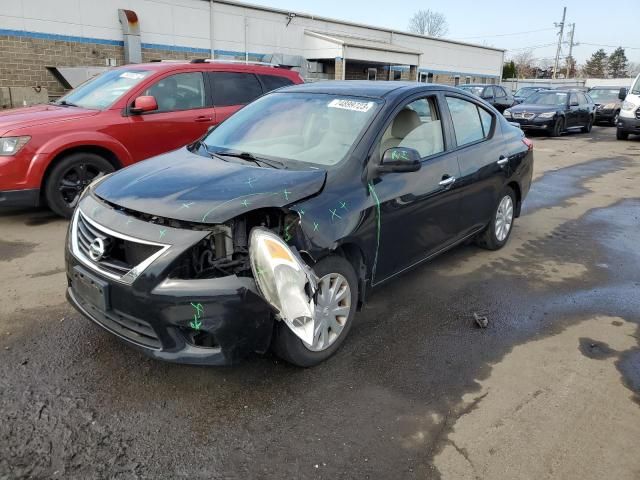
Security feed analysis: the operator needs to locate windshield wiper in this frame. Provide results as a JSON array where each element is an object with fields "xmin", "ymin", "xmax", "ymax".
[
  {"xmin": 56, "ymin": 100, "xmax": 79, "ymax": 107},
  {"xmin": 212, "ymin": 151, "xmax": 286, "ymax": 169}
]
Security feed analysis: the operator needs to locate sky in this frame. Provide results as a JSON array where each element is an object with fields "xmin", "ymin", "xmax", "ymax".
[{"xmin": 244, "ymin": 0, "xmax": 639, "ymax": 66}]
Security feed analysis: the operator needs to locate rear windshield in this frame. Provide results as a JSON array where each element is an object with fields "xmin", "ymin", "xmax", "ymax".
[
  {"xmin": 458, "ymin": 86, "xmax": 484, "ymax": 96},
  {"xmin": 54, "ymin": 69, "xmax": 153, "ymax": 110},
  {"xmin": 527, "ymin": 92, "xmax": 568, "ymax": 106},
  {"xmin": 588, "ymin": 89, "xmax": 620, "ymax": 103}
]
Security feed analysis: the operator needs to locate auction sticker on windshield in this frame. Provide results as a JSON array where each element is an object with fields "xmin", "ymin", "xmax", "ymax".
[
  {"xmin": 328, "ymin": 99, "xmax": 375, "ymax": 112},
  {"xmin": 120, "ymin": 72, "xmax": 147, "ymax": 80}
]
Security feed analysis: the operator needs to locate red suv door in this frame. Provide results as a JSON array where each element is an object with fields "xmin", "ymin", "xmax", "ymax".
[{"xmin": 111, "ymin": 71, "xmax": 216, "ymax": 161}]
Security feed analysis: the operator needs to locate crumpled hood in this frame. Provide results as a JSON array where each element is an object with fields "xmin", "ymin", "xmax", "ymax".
[
  {"xmin": 0, "ymin": 105, "xmax": 99, "ymax": 135},
  {"xmin": 94, "ymin": 147, "xmax": 327, "ymax": 224}
]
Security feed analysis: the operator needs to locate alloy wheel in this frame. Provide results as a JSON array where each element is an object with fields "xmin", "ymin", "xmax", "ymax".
[
  {"xmin": 495, "ymin": 195, "xmax": 514, "ymax": 242},
  {"xmin": 307, "ymin": 273, "xmax": 352, "ymax": 352},
  {"xmin": 58, "ymin": 163, "xmax": 102, "ymax": 208}
]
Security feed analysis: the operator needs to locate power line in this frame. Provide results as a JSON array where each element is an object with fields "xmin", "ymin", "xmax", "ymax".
[
  {"xmin": 580, "ymin": 42, "xmax": 640, "ymax": 50},
  {"xmin": 456, "ymin": 27, "xmax": 556, "ymax": 40},
  {"xmin": 506, "ymin": 43, "xmax": 557, "ymax": 52}
]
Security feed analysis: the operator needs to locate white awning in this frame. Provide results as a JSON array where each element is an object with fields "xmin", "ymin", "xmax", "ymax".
[{"xmin": 304, "ymin": 30, "xmax": 421, "ymax": 65}]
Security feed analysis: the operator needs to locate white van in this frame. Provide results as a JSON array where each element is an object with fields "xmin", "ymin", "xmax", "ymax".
[{"xmin": 617, "ymin": 73, "xmax": 640, "ymax": 140}]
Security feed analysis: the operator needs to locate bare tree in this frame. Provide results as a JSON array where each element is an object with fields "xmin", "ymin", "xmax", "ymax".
[
  {"xmin": 408, "ymin": 9, "xmax": 449, "ymax": 37},
  {"xmin": 511, "ymin": 50, "xmax": 536, "ymax": 78}
]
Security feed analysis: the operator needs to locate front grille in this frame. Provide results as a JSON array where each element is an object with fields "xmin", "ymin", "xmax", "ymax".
[
  {"xmin": 75, "ymin": 292, "xmax": 161, "ymax": 349},
  {"xmin": 72, "ymin": 211, "xmax": 168, "ymax": 283}
]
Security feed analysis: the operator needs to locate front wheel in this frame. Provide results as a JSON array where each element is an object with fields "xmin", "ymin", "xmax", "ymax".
[
  {"xmin": 44, "ymin": 153, "xmax": 115, "ymax": 218},
  {"xmin": 616, "ymin": 128, "xmax": 629, "ymax": 140},
  {"xmin": 476, "ymin": 187, "xmax": 516, "ymax": 251},
  {"xmin": 549, "ymin": 117, "xmax": 564, "ymax": 137},
  {"xmin": 272, "ymin": 255, "xmax": 358, "ymax": 367}
]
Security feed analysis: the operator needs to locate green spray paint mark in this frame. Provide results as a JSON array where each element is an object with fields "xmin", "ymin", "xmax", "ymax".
[
  {"xmin": 190, "ymin": 302, "xmax": 204, "ymax": 331},
  {"xmin": 201, "ymin": 192, "xmax": 277, "ymax": 222},
  {"xmin": 313, "ymin": 222, "xmax": 319, "ymax": 232},
  {"xmin": 91, "ymin": 206, "xmax": 99, "ymax": 217},
  {"xmin": 242, "ymin": 199, "xmax": 251, "ymax": 208},
  {"xmin": 126, "ymin": 218, "xmax": 133, "ymax": 225},
  {"xmin": 255, "ymin": 266, "xmax": 266, "ymax": 277},
  {"xmin": 245, "ymin": 177, "xmax": 256, "ymax": 188},
  {"xmin": 284, "ymin": 220, "xmax": 296, "ymax": 242},
  {"xmin": 367, "ymin": 182, "xmax": 381, "ymax": 280},
  {"xmin": 329, "ymin": 208, "xmax": 342, "ymax": 221},
  {"xmin": 179, "ymin": 202, "xmax": 194, "ymax": 210},
  {"xmin": 159, "ymin": 229, "xmax": 167, "ymax": 239},
  {"xmin": 283, "ymin": 188, "xmax": 291, "ymax": 200},
  {"xmin": 298, "ymin": 209, "xmax": 305, "ymax": 216},
  {"xmin": 340, "ymin": 201, "xmax": 348, "ymax": 210}
]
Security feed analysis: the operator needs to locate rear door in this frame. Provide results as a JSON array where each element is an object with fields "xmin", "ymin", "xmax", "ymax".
[
  {"xmin": 443, "ymin": 94, "xmax": 505, "ymax": 236},
  {"xmin": 119, "ymin": 71, "xmax": 215, "ymax": 160},
  {"xmin": 207, "ymin": 71, "xmax": 264, "ymax": 124},
  {"xmin": 373, "ymin": 94, "xmax": 462, "ymax": 281},
  {"xmin": 567, "ymin": 92, "xmax": 580, "ymax": 127}
]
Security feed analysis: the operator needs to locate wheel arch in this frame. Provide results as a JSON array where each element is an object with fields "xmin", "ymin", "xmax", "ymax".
[
  {"xmin": 506, "ymin": 180, "xmax": 522, "ymax": 217},
  {"xmin": 332, "ymin": 242, "xmax": 367, "ymax": 310}
]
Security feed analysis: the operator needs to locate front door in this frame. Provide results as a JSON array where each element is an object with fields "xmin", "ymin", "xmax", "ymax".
[
  {"xmin": 118, "ymin": 72, "xmax": 216, "ymax": 161},
  {"xmin": 372, "ymin": 95, "xmax": 462, "ymax": 283}
]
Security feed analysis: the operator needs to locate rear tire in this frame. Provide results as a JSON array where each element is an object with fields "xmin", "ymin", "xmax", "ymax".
[
  {"xmin": 616, "ymin": 128, "xmax": 629, "ymax": 140},
  {"xmin": 272, "ymin": 255, "xmax": 358, "ymax": 367},
  {"xmin": 581, "ymin": 116, "xmax": 593, "ymax": 133},
  {"xmin": 476, "ymin": 187, "xmax": 516, "ymax": 251},
  {"xmin": 611, "ymin": 111, "xmax": 620, "ymax": 126},
  {"xmin": 44, "ymin": 153, "xmax": 114, "ymax": 218},
  {"xmin": 550, "ymin": 117, "xmax": 564, "ymax": 137}
]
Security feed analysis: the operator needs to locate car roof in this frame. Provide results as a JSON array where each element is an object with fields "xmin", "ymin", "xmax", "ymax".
[
  {"xmin": 460, "ymin": 83, "xmax": 492, "ymax": 87},
  {"xmin": 589, "ymin": 86, "xmax": 624, "ymax": 89},
  {"xmin": 278, "ymin": 81, "xmax": 464, "ymax": 98},
  {"xmin": 111, "ymin": 60, "xmax": 301, "ymax": 78}
]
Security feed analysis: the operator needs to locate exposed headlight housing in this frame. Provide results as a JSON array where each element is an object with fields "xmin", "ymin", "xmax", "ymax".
[
  {"xmin": 249, "ymin": 227, "xmax": 319, "ymax": 345},
  {"xmin": 537, "ymin": 112, "xmax": 556, "ymax": 119},
  {"xmin": 503, "ymin": 109, "xmax": 512, "ymax": 118},
  {"xmin": 622, "ymin": 101, "xmax": 636, "ymax": 111},
  {"xmin": 0, "ymin": 136, "xmax": 30, "ymax": 156}
]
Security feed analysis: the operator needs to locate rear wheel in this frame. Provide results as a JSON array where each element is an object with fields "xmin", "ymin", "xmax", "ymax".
[
  {"xmin": 476, "ymin": 187, "xmax": 516, "ymax": 251},
  {"xmin": 611, "ymin": 111, "xmax": 620, "ymax": 126},
  {"xmin": 272, "ymin": 255, "xmax": 358, "ymax": 367},
  {"xmin": 581, "ymin": 116, "xmax": 593, "ymax": 133},
  {"xmin": 44, "ymin": 152, "xmax": 114, "ymax": 218},
  {"xmin": 616, "ymin": 128, "xmax": 629, "ymax": 140},
  {"xmin": 550, "ymin": 117, "xmax": 564, "ymax": 137}
]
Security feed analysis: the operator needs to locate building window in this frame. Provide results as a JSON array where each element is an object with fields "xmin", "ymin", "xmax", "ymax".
[
  {"xmin": 454, "ymin": 76, "xmax": 460, "ymax": 86},
  {"xmin": 465, "ymin": 76, "xmax": 471, "ymax": 84},
  {"xmin": 393, "ymin": 70, "xmax": 402, "ymax": 81},
  {"xmin": 367, "ymin": 68, "xmax": 377, "ymax": 81},
  {"xmin": 427, "ymin": 73, "xmax": 434, "ymax": 83}
]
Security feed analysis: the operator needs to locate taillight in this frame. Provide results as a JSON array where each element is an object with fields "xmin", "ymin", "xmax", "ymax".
[{"xmin": 522, "ymin": 137, "xmax": 533, "ymax": 151}]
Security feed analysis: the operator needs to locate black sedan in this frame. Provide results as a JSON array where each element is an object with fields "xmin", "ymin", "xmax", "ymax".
[
  {"xmin": 589, "ymin": 86, "xmax": 627, "ymax": 125},
  {"xmin": 65, "ymin": 82, "xmax": 533, "ymax": 367},
  {"xmin": 457, "ymin": 84, "xmax": 515, "ymax": 112},
  {"xmin": 504, "ymin": 90, "xmax": 595, "ymax": 136}
]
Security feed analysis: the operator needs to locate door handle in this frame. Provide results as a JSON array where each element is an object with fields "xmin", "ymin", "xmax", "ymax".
[
  {"xmin": 439, "ymin": 175, "xmax": 456, "ymax": 187},
  {"xmin": 195, "ymin": 116, "xmax": 213, "ymax": 122},
  {"xmin": 497, "ymin": 156, "xmax": 509, "ymax": 166}
]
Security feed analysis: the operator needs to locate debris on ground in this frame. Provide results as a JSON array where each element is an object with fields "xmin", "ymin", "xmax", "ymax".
[{"xmin": 474, "ymin": 312, "xmax": 489, "ymax": 328}]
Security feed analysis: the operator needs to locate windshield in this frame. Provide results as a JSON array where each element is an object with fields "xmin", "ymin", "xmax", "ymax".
[
  {"xmin": 202, "ymin": 93, "xmax": 382, "ymax": 167},
  {"xmin": 55, "ymin": 69, "xmax": 153, "ymax": 109},
  {"xmin": 458, "ymin": 86, "xmax": 484, "ymax": 96},
  {"xmin": 527, "ymin": 92, "xmax": 568, "ymax": 106},
  {"xmin": 631, "ymin": 76, "xmax": 640, "ymax": 95},
  {"xmin": 588, "ymin": 89, "xmax": 619, "ymax": 103},
  {"xmin": 515, "ymin": 88, "xmax": 537, "ymax": 98}
]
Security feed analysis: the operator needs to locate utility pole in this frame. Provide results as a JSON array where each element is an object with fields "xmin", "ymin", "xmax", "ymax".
[
  {"xmin": 553, "ymin": 6, "xmax": 567, "ymax": 79},
  {"xmin": 565, "ymin": 23, "xmax": 577, "ymax": 78}
]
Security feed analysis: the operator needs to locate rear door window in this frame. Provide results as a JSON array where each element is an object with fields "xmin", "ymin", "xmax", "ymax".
[
  {"xmin": 446, "ymin": 96, "xmax": 485, "ymax": 147},
  {"xmin": 209, "ymin": 72, "xmax": 263, "ymax": 107},
  {"xmin": 259, "ymin": 74, "xmax": 294, "ymax": 93}
]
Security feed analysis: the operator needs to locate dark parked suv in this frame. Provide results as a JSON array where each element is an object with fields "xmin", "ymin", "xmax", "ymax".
[
  {"xmin": 589, "ymin": 86, "xmax": 627, "ymax": 125},
  {"xmin": 66, "ymin": 81, "xmax": 533, "ymax": 367},
  {"xmin": 504, "ymin": 90, "xmax": 595, "ymax": 136},
  {"xmin": 457, "ymin": 84, "xmax": 514, "ymax": 112}
]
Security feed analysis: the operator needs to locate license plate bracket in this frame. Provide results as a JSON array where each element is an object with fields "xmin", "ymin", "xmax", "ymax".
[{"xmin": 72, "ymin": 266, "xmax": 110, "ymax": 311}]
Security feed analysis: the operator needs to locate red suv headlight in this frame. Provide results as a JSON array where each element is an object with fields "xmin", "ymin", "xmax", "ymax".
[{"xmin": 0, "ymin": 136, "xmax": 31, "ymax": 156}]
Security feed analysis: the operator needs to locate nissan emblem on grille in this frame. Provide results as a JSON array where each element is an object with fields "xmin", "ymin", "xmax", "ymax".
[{"xmin": 89, "ymin": 237, "xmax": 106, "ymax": 261}]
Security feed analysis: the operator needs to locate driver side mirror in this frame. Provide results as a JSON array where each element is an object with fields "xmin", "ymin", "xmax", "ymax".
[
  {"xmin": 619, "ymin": 87, "xmax": 628, "ymax": 100},
  {"xmin": 131, "ymin": 95, "xmax": 158, "ymax": 114},
  {"xmin": 377, "ymin": 147, "xmax": 421, "ymax": 174}
]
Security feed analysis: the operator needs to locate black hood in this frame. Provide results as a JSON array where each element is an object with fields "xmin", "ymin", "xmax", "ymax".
[
  {"xmin": 509, "ymin": 104, "xmax": 563, "ymax": 113},
  {"xmin": 94, "ymin": 147, "xmax": 326, "ymax": 224}
]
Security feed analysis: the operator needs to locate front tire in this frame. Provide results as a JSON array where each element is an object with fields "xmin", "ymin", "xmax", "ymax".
[
  {"xmin": 550, "ymin": 117, "xmax": 564, "ymax": 137},
  {"xmin": 44, "ymin": 153, "xmax": 115, "ymax": 218},
  {"xmin": 272, "ymin": 255, "xmax": 358, "ymax": 367},
  {"xmin": 617, "ymin": 128, "xmax": 629, "ymax": 140},
  {"xmin": 476, "ymin": 187, "xmax": 516, "ymax": 251}
]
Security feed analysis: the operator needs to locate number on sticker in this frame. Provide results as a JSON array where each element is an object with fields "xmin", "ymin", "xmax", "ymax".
[{"xmin": 328, "ymin": 99, "xmax": 374, "ymax": 112}]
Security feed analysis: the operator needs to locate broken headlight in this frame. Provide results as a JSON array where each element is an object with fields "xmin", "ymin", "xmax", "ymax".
[{"xmin": 249, "ymin": 227, "xmax": 318, "ymax": 345}]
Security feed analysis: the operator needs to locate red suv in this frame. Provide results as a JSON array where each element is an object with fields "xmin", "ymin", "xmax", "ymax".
[{"xmin": 0, "ymin": 60, "xmax": 303, "ymax": 217}]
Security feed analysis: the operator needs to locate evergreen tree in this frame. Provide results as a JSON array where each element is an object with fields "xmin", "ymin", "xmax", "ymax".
[
  {"xmin": 583, "ymin": 49, "xmax": 608, "ymax": 78},
  {"xmin": 608, "ymin": 47, "xmax": 628, "ymax": 78},
  {"xmin": 502, "ymin": 61, "xmax": 516, "ymax": 79}
]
